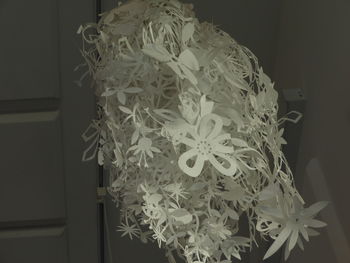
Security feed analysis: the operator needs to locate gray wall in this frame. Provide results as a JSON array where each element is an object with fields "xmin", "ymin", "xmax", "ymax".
[{"xmin": 274, "ymin": 0, "xmax": 350, "ymax": 262}]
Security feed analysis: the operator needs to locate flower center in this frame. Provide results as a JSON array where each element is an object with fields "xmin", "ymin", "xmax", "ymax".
[
  {"xmin": 138, "ymin": 137, "xmax": 152, "ymax": 150},
  {"xmin": 196, "ymin": 140, "xmax": 213, "ymax": 156}
]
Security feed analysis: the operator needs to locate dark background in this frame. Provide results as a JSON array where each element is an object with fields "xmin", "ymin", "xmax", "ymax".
[{"xmin": 0, "ymin": 0, "xmax": 349, "ymax": 263}]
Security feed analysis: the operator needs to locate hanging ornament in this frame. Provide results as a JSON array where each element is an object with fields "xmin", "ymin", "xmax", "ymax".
[{"xmin": 78, "ymin": 0, "xmax": 327, "ymax": 262}]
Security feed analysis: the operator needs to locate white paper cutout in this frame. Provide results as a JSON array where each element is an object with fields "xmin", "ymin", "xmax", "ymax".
[{"xmin": 78, "ymin": 0, "xmax": 327, "ymax": 262}]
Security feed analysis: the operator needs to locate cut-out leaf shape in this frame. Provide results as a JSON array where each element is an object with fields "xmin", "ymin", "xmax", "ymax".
[
  {"xmin": 143, "ymin": 44, "xmax": 199, "ymax": 85},
  {"xmin": 178, "ymin": 49, "xmax": 200, "ymax": 71},
  {"xmin": 226, "ymin": 208, "xmax": 239, "ymax": 220},
  {"xmin": 142, "ymin": 44, "xmax": 172, "ymax": 62},
  {"xmin": 171, "ymin": 208, "xmax": 193, "ymax": 224},
  {"xmin": 182, "ymin": 22, "xmax": 195, "ymax": 44}
]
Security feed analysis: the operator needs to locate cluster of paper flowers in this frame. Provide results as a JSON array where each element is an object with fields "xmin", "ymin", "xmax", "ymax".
[{"xmin": 79, "ymin": 0, "xmax": 327, "ymax": 262}]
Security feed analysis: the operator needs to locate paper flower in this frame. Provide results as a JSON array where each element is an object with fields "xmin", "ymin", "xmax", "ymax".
[
  {"xmin": 78, "ymin": 0, "xmax": 327, "ymax": 262},
  {"xmin": 177, "ymin": 113, "xmax": 237, "ymax": 177},
  {"xmin": 128, "ymin": 137, "xmax": 161, "ymax": 167},
  {"xmin": 117, "ymin": 221, "xmax": 140, "ymax": 240},
  {"xmin": 257, "ymin": 196, "xmax": 328, "ymax": 260}
]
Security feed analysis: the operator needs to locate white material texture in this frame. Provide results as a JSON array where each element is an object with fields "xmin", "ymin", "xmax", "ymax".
[{"xmin": 78, "ymin": 0, "xmax": 326, "ymax": 262}]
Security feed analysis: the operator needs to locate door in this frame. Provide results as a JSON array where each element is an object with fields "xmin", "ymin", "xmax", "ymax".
[{"xmin": 0, "ymin": 1, "xmax": 99, "ymax": 262}]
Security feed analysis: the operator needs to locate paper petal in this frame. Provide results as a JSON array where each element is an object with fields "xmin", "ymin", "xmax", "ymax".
[
  {"xmin": 178, "ymin": 149, "xmax": 205, "ymax": 177},
  {"xmin": 263, "ymin": 226, "xmax": 292, "ymax": 260},
  {"xmin": 178, "ymin": 49, "xmax": 199, "ymax": 71}
]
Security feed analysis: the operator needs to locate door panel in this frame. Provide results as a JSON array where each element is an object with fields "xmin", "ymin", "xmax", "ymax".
[
  {"xmin": 0, "ymin": 0, "xmax": 99, "ymax": 262},
  {"xmin": 0, "ymin": 227, "xmax": 68, "ymax": 263},
  {"xmin": 0, "ymin": 112, "xmax": 65, "ymax": 223},
  {"xmin": 0, "ymin": 0, "xmax": 60, "ymax": 100}
]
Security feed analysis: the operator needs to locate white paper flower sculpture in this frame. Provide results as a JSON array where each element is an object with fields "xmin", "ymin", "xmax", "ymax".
[{"xmin": 78, "ymin": 0, "xmax": 327, "ymax": 262}]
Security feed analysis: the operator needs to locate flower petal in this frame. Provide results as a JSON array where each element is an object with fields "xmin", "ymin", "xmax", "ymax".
[
  {"xmin": 263, "ymin": 226, "xmax": 292, "ymax": 260},
  {"xmin": 208, "ymin": 153, "xmax": 237, "ymax": 176},
  {"xmin": 178, "ymin": 49, "xmax": 199, "ymax": 71},
  {"xmin": 178, "ymin": 149, "xmax": 205, "ymax": 177},
  {"xmin": 142, "ymin": 44, "xmax": 171, "ymax": 62},
  {"xmin": 117, "ymin": 91, "xmax": 127, "ymax": 104},
  {"xmin": 212, "ymin": 133, "xmax": 231, "ymax": 143},
  {"xmin": 213, "ymin": 144, "xmax": 234, "ymax": 154},
  {"xmin": 302, "ymin": 201, "xmax": 329, "ymax": 218},
  {"xmin": 151, "ymin": 147, "xmax": 161, "ymax": 153},
  {"xmin": 299, "ymin": 226, "xmax": 309, "ymax": 241},
  {"xmin": 199, "ymin": 114, "xmax": 223, "ymax": 140},
  {"xmin": 304, "ymin": 219, "xmax": 327, "ymax": 228},
  {"xmin": 180, "ymin": 137, "xmax": 197, "ymax": 148},
  {"xmin": 124, "ymin": 87, "xmax": 143, "ymax": 93},
  {"xmin": 288, "ymin": 228, "xmax": 299, "ymax": 251}
]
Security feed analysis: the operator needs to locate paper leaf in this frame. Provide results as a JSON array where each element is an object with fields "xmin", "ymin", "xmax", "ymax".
[
  {"xmin": 147, "ymin": 194, "xmax": 163, "ymax": 204},
  {"xmin": 226, "ymin": 208, "xmax": 239, "ymax": 220},
  {"xmin": 222, "ymin": 191, "xmax": 237, "ymax": 201},
  {"xmin": 227, "ymin": 109, "xmax": 244, "ymax": 129},
  {"xmin": 167, "ymin": 61, "xmax": 184, "ymax": 79},
  {"xmin": 182, "ymin": 23, "xmax": 195, "ymax": 44},
  {"xmin": 142, "ymin": 44, "xmax": 171, "ymax": 62},
  {"xmin": 180, "ymin": 64, "xmax": 198, "ymax": 85},
  {"xmin": 171, "ymin": 209, "xmax": 193, "ymax": 224},
  {"xmin": 200, "ymin": 95, "xmax": 214, "ymax": 117},
  {"xmin": 101, "ymin": 89, "xmax": 117, "ymax": 97},
  {"xmin": 125, "ymin": 87, "xmax": 143, "ymax": 93},
  {"xmin": 178, "ymin": 49, "xmax": 199, "ymax": 71},
  {"xmin": 154, "ymin": 109, "xmax": 180, "ymax": 122},
  {"xmin": 210, "ymin": 209, "xmax": 221, "ymax": 218},
  {"xmin": 231, "ymin": 138, "xmax": 248, "ymax": 148},
  {"xmin": 188, "ymin": 182, "xmax": 206, "ymax": 191},
  {"xmin": 117, "ymin": 91, "xmax": 127, "ymax": 105},
  {"xmin": 119, "ymin": 106, "xmax": 132, "ymax": 114}
]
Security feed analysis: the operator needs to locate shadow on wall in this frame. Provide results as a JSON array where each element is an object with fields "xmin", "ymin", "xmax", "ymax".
[{"xmin": 273, "ymin": 0, "xmax": 350, "ymax": 262}]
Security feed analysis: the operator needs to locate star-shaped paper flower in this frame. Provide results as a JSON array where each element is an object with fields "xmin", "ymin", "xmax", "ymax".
[
  {"xmin": 128, "ymin": 137, "xmax": 161, "ymax": 167},
  {"xmin": 259, "ymin": 198, "xmax": 328, "ymax": 260},
  {"xmin": 117, "ymin": 221, "xmax": 140, "ymax": 240},
  {"xmin": 177, "ymin": 114, "xmax": 237, "ymax": 177},
  {"xmin": 102, "ymin": 77, "xmax": 143, "ymax": 105}
]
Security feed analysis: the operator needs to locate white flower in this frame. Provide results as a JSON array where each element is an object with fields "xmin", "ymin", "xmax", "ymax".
[
  {"xmin": 164, "ymin": 183, "xmax": 188, "ymax": 203},
  {"xmin": 142, "ymin": 193, "xmax": 164, "ymax": 221},
  {"xmin": 177, "ymin": 114, "xmax": 237, "ymax": 177},
  {"xmin": 128, "ymin": 137, "xmax": 161, "ymax": 167},
  {"xmin": 207, "ymin": 220, "xmax": 232, "ymax": 240},
  {"xmin": 261, "ymin": 199, "xmax": 328, "ymax": 260},
  {"xmin": 102, "ymin": 78, "xmax": 143, "ymax": 105},
  {"xmin": 151, "ymin": 225, "xmax": 167, "ymax": 248},
  {"xmin": 117, "ymin": 221, "xmax": 140, "ymax": 240}
]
